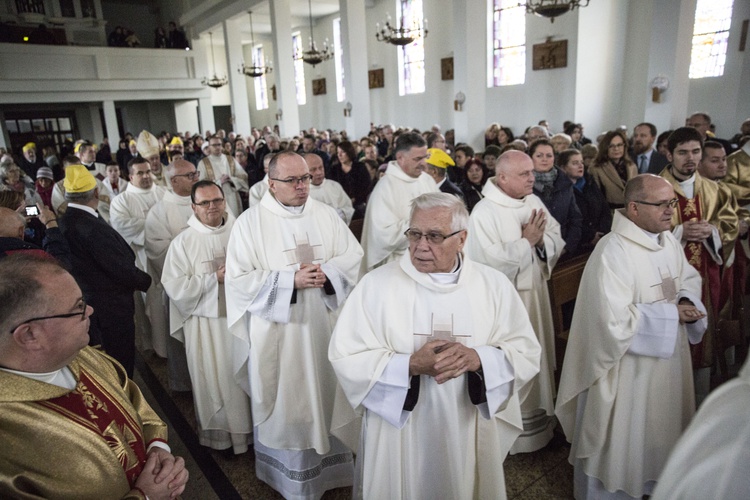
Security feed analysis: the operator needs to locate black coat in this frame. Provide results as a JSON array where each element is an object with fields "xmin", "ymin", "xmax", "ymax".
[
  {"xmin": 534, "ymin": 168, "xmax": 583, "ymax": 254},
  {"xmin": 572, "ymin": 174, "xmax": 612, "ymax": 251},
  {"xmin": 59, "ymin": 206, "xmax": 151, "ymax": 375},
  {"xmin": 629, "ymin": 149, "xmax": 669, "ymax": 175},
  {"xmin": 460, "ymin": 181, "xmax": 484, "ymax": 213},
  {"xmin": 439, "ymin": 177, "xmax": 465, "ymax": 202}
]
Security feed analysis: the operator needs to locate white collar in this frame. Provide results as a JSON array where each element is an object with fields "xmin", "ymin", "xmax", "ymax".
[
  {"xmin": 678, "ymin": 173, "xmax": 696, "ymax": 187},
  {"xmin": 0, "ymin": 365, "xmax": 77, "ymax": 390},
  {"xmin": 428, "ymin": 253, "xmax": 462, "ymax": 284}
]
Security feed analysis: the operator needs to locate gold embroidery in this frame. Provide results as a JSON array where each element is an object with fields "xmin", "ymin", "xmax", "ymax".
[
  {"xmin": 103, "ymin": 420, "xmax": 139, "ymax": 471},
  {"xmin": 683, "ymin": 198, "xmax": 697, "ymax": 218},
  {"xmin": 75, "ymin": 382, "xmax": 108, "ymax": 419}
]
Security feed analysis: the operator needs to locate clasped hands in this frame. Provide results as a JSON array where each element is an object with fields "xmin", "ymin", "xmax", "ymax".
[
  {"xmin": 133, "ymin": 448, "xmax": 189, "ymax": 499},
  {"xmin": 409, "ymin": 340, "xmax": 481, "ymax": 384},
  {"xmin": 682, "ymin": 220, "xmax": 714, "ymax": 242},
  {"xmin": 294, "ymin": 263, "xmax": 327, "ymax": 289},
  {"xmin": 522, "ymin": 209, "xmax": 547, "ymax": 248}
]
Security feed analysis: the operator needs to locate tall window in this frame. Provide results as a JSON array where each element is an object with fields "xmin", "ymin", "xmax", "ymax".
[
  {"xmin": 489, "ymin": 0, "xmax": 526, "ymax": 87},
  {"xmin": 334, "ymin": 18, "xmax": 346, "ymax": 102},
  {"xmin": 689, "ymin": 0, "xmax": 734, "ymax": 78},
  {"xmin": 397, "ymin": 0, "xmax": 426, "ymax": 96},
  {"xmin": 253, "ymin": 45, "xmax": 269, "ymax": 111},
  {"xmin": 292, "ymin": 32, "xmax": 307, "ymax": 105}
]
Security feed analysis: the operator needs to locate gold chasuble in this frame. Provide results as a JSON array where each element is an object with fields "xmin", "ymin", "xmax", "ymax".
[
  {"xmin": 724, "ymin": 148, "xmax": 750, "ymax": 206},
  {"xmin": 661, "ymin": 169, "xmax": 739, "ymax": 369},
  {"xmin": 0, "ymin": 347, "xmax": 168, "ymax": 499}
]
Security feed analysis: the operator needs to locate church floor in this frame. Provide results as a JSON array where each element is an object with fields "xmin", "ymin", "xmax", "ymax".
[{"xmin": 134, "ymin": 350, "xmax": 575, "ymax": 499}]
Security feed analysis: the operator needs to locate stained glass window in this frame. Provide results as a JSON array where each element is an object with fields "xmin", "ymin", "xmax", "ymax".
[
  {"xmin": 253, "ymin": 45, "xmax": 269, "ymax": 111},
  {"xmin": 292, "ymin": 32, "xmax": 307, "ymax": 105},
  {"xmin": 334, "ymin": 18, "xmax": 346, "ymax": 102},
  {"xmin": 689, "ymin": 0, "xmax": 734, "ymax": 79},
  {"xmin": 397, "ymin": 0, "xmax": 426, "ymax": 96},
  {"xmin": 490, "ymin": 0, "xmax": 526, "ymax": 87}
]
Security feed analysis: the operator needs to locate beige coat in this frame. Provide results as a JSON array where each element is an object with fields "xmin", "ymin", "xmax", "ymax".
[{"xmin": 589, "ymin": 160, "xmax": 638, "ymax": 208}]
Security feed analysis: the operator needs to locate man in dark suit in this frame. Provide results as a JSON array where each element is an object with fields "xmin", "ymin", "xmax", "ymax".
[
  {"xmin": 630, "ymin": 122, "xmax": 669, "ymax": 174},
  {"xmin": 425, "ymin": 148, "xmax": 465, "ymax": 203},
  {"xmin": 59, "ymin": 165, "xmax": 151, "ymax": 376}
]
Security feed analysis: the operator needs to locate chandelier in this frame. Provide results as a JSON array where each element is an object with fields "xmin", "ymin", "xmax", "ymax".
[
  {"xmin": 525, "ymin": 0, "xmax": 590, "ymax": 22},
  {"xmin": 375, "ymin": 12, "xmax": 428, "ymax": 46},
  {"xmin": 202, "ymin": 32, "xmax": 228, "ymax": 88},
  {"xmin": 239, "ymin": 11, "xmax": 272, "ymax": 78},
  {"xmin": 296, "ymin": 0, "xmax": 333, "ymax": 67}
]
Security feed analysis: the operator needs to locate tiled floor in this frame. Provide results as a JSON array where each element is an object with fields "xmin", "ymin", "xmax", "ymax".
[{"xmin": 135, "ymin": 351, "xmax": 574, "ymax": 500}]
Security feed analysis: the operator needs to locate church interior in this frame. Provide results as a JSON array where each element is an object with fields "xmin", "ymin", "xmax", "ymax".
[{"xmin": 1, "ymin": 0, "xmax": 750, "ymax": 498}]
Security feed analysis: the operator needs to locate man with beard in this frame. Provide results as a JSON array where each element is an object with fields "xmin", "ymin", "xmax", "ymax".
[
  {"xmin": 630, "ymin": 122, "xmax": 669, "ymax": 174},
  {"xmin": 18, "ymin": 142, "xmax": 45, "ymax": 179},
  {"xmin": 660, "ymin": 127, "xmax": 740, "ymax": 401},
  {"xmin": 197, "ymin": 135, "xmax": 248, "ymax": 217}
]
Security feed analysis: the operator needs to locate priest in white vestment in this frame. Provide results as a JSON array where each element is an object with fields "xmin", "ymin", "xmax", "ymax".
[
  {"xmin": 198, "ymin": 135, "xmax": 249, "ymax": 217},
  {"xmin": 555, "ymin": 174, "xmax": 707, "ymax": 500},
  {"xmin": 226, "ymin": 151, "xmax": 363, "ymax": 499},
  {"xmin": 305, "ymin": 153, "xmax": 354, "ymax": 224},
  {"xmin": 652, "ymin": 355, "xmax": 750, "ymax": 500},
  {"xmin": 110, "ymin": 158, "xmax": 166, "ymax": 356},
  {"xmin": 466, "ymin": 150, "xmax": 565, "ymax": 453},
  {"xmin": 248, "ymin": 154, "xmax": 273, "ymax": 206},
  {"xmin": 329, "ymin": 193, "xmax": 541, "ymax": 500},
  {"xmin": 360, "ymin": 133, "xmax": 437, "ymax": 272},
  {"xmin": 144, "ymin": 159, "xmax": 200, "ymax": 391},
  {"xmin": 163, "ymin": 181, "xmax": 252, "ymax": 454}
]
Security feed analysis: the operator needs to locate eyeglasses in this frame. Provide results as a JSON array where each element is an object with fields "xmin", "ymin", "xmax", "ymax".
[
  {"xmin": 9, "ymin": 299, "xmax": 88, "ymax": 333},
  {"xmin": 193, "ymin": 198, "xmax": 225, "ymax": 207},
  {"xmin": 608, "ymin": 143, "xmax": 625, "ymax": 149},
  {"xmin": 172, "ymin": 171, "xmax": 200, "ymax": 180},
  {"xmin": 634, "ymin": 198, "xmax": 679, "ymax": 210},
  {"xmin": 209, "ymin": 142, "xmax": 223, "ymax": 147},
  {"xmin": 271, "ymin": 174, "xmax": 313, "ymax": 186},
  {"xmin": 404, "ymin": 228, "xmax": 463, "ymax": 245}
]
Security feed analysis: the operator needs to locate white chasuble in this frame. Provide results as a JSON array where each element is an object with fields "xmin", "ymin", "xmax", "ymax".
[
  {"xmin": 466, "ymin": 178, "xmax": 565, "ymax": 453},
  {"xmin": 226, "ymin": 193, "xmax": 363, "ymax": 454},
  {"xmin": 556, "ymin": 210, "xmax": 706, "ymax": 499},
  {"xmin": 329, "ymin": 253, "xmax": 541, "ymax": 500},
  {"xmin": 309, "ymin": 179, "xmax": 355, "ymax": 224},
  {"xmin": 162, "ymin": 213, "xmax": 252, "ymax": 454},
  {"xmin": 360, "ymin": 161, "xmax": 437, "ymax": 272},
  {"xmin": 248, "ymin": 175, "xmax": 269, "ymax": 207}
]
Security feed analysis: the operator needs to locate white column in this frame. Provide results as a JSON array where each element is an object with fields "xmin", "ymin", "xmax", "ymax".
[
  {"xmin": 174, "ymin": 100, "xmax": 200, "ymax": 135},
  {"xmin": 269, "ymin": 0, "xmax": 301, "ymax": 137},
  {"xmin": 102, "ymin": 100, "xmax": 119, "ymax": 143},
  {"xmin": 452, "ymin": 0, "xmax": 487, "ymax": 151},
  {"xmin": 198, "ymin": 97, "xmax": 216, "ymax": 135},
  {"xmin": 339, "ymin": 0, "xmax": 371, "ymax": 139},
  {"xmin": 223, "ymin": 18, "xmax": 252, "ymax": 136},
  {"xmin": 0, "ymin": 110, "xmax": 8, "ymax": 150},
  {"xmin": 88, "ymin": 103, "xmax": 104, "ymax": 143}
]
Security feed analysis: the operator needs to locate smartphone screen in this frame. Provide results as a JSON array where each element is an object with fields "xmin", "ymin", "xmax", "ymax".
[{"xmin": 25, "ymin": 206, "xmax": 40, "ymax": 217}]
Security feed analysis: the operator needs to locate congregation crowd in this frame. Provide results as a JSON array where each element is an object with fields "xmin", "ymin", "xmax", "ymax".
[{"xmin": 1, "ymin": 113, "xmax": 750, "ymax": 499}]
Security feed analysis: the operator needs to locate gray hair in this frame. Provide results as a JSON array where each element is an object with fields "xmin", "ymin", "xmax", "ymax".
[
  {"xmin": 409, "ymin": 192, "xmax": 469, "ymax": 233},
  {"xmin": 65, "ymin": 187, "xmax": 97, "ymax": 203}
]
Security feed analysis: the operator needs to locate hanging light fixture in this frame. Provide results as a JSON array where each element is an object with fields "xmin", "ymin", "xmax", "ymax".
[
  {"xmin": 202, "ymin": 32, "xmax": 228, "ymax": 89},
  {"xmin": 375, "ymin": 11, "xmax": 428, "ymax": 46},
  {"xmin": 525, "ymin": 0, "xmax": 590, "ymax": 23},
  {"xmin": 296, "ymin": 0, "xmax": 333, "ymax": 67},
  {"xmin": 239, "ymin": 11, "xmax": 272, "ymax": 78}
]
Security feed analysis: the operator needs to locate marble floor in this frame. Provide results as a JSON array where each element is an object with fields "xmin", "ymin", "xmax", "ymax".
[{"xmin": 135, "ymin": 350, "xmax": 574, "ymax": 500}]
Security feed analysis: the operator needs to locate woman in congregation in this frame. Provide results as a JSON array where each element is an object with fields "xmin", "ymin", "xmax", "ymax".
[
  {"xmin": 530, "ymin": 139, "xmax": 582, "ymax": 255},
  {"xmin": 559, "ymin": 148, "xmax": 611, "ymax": 254},
  {"xmin": 329, "ymin": 140, "xmax": 372, "ymax": 219},
  {"xmin": 588, "ymin": 129, "xmax": 638, "ymax": 209},
  {"xmin": 460, "ymin": 158, "xmax": 489, "ymax": 213}
]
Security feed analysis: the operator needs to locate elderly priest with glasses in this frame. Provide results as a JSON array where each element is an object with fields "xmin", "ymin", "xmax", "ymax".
[
  {"xmin": 0, "ymin": 254, "xmax": 188, "ymax": 499},
  {"xmin": 226, "ymin": 151, "xmax": 363, "ymax": 499},
  {"xmin": 329, "ymin": 192, "xmax": 541, "ymax": 499}
]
